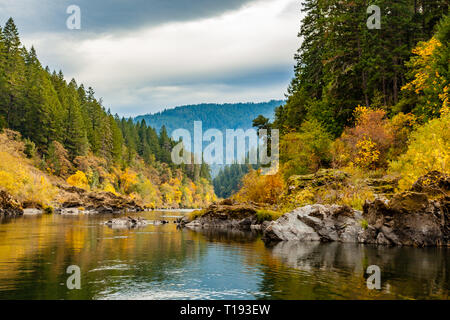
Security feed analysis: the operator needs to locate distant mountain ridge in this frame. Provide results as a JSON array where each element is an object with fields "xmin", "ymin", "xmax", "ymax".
[{"xmin": 134, "ymin": 100, "xmax": 284, "ymax": 135}]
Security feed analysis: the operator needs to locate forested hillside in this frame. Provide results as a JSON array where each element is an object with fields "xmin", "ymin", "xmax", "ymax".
[
  {"xmin": 135, "ymin": 100, "xmax": 282, "ymax": 135},
  {"xmin": 231, "ymin": 2, "xmax": 449, "ymax": 211},
  {"xmin": 274, "ymin": 0, "xmax": 448, "ymax": 136},
  {"xmin": 0, "ymin": 18, "xmax": 215, "ymax": 209}
]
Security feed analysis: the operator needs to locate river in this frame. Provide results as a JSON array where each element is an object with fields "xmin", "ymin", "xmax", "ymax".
[{"xmin": 0, "ymin": 210, "xmax": 448, "ymax": 299}]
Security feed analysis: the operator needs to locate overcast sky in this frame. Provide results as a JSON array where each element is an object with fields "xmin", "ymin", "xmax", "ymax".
[{"xmin": 0, "ymin": 0, "xmax": 302, "ymax": 117}]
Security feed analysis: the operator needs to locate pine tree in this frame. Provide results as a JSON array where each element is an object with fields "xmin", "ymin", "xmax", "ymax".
[
  {"xmin": 110, "ymin": 114, "xmax": 123, "ymax": 164},
  {"xmin": 158, "ymin": 125, "xmax": 172, "ymax": 164},
  {"xmin": 1, "ymin": 18, "xmax": 25, "ymax": 130},
  {"xmin": 0, "ymin": 26, "xmax": 7, "ymax": 127},
  {"xmin": 64, "ymin": 79, "xmax": 88, "ymax": 158}
]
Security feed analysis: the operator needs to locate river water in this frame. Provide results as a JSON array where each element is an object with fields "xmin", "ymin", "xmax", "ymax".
[{"xmin": 0, "ymin": 210, "xmax": 448, "ymax": 300}]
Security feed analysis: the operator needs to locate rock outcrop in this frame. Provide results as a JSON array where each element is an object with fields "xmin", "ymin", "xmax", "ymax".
[
  {"xmin": 104, "ymin": 216, "xmax": 170, "ymax": 228},
  {"xmin": 365, "ymin": 176, "xmax": 399, "ymax": 198},
  {"xmin": 58, "ymin": 185, "xmax": 144, "ymax": 213},
  {"xmin": 359, "ymin": 192, "xmax": 449, "ymax": 246},
  {"xmin": 410, "ymin": 171, "xmax": 449, "ymax": 196},
  {"xmin": 263, "ymin": 204, "xmax": 363, "ymax": 242},
  {"xmin": 184, "ymin": 200, "xmax": 261, "ymax": 230},
  {"xmin": 0, "ymin": 190, "xmax": 23, "ymax": 217},
  {"xmin": 263, "ymin": 172, "xmax": 449, "ymax": 247},
  {"xmin": 104, "ymin": 216, "xmax": 148, "ymax": 228}
]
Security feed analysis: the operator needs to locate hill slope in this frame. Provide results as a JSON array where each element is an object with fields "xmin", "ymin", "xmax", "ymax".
[{"xmin": 135, "ymin": 100, "xmax": 284, "ymax": 135}]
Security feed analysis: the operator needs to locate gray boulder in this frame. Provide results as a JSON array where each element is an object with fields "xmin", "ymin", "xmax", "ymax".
[{"xmin": 263, "ymin": 204, "xmax": 363, "ymax": 242}]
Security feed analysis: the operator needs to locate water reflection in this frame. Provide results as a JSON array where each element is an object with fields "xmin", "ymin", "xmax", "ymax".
[
  {"xmin": 258, "ymin": 242, "xmax": 450, "ymax": 299},
  {"xmin": 0, "ymin": 213, "xmax": 448, "ymax": 300}
]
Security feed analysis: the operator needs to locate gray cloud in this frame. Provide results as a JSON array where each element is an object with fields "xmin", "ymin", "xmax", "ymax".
[
  {"xmin": 0, "ymin": 0, "xmax": 301, "ymax": 117},
  {"xmin": 0, "ymin": 0, "xmax": 264, "ymax": 34}
]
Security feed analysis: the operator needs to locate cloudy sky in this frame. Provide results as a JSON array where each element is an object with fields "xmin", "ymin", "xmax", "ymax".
[{"xmin": 0, "ymin": 0, "xmax": 302, "ymax": 117}]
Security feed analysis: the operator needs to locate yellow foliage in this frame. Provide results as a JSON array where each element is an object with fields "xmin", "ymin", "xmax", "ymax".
[
  {"xmin": 354, "ymin": 136, "xmax": 380, "ymax": 169},
  {"xmin": 390, "ymin": 110, "xmax": 450, "ymax": 190},
  {"xmin": 66, "ymin": 171, "xmax": 89, "ymax": 190},
  {"xmin": 136, "ymin": 178, "xmax": 161, "ymax": 208},
  {"xmin": 0, "ymin": 151, "xmax": 57, "ymax": 206},
  {"xmin": 119, "ymin": 168, "xmax": 138, "ymax": 194},
  {"xmin": 233, "ymin": 169, "xmax": 284, "ymax": 204},
  {"xmin": 402, "ymin": 37, "xmax": 448, "ymax": 118},
  {"xmin": 103, "ymin": 183, "xmax": 117, "ymax": 195},
  {"xmin": 401, "ymin": 37, "xmax": 442, "ymax": 94}
]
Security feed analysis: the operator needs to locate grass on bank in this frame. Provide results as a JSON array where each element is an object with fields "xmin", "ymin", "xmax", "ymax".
[{"xmin": 255, "ymin": 209, "xmax": 283, "ymax": 223}]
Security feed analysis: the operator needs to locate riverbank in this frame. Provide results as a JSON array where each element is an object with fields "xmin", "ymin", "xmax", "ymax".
[
  {"xmin": 0, "ymin": 209, "xmax": 448, "ymax": 299},
  {"xmin": 0, "ymin": 129, "xmax": 216, "ymax": 218},
  {"xmin": 0, "ymin": 184, "xmax": 201, "ymax": 218},
  {"xmin": 182, "ymin": 171, "xmax": 449, "ymax": 247}
]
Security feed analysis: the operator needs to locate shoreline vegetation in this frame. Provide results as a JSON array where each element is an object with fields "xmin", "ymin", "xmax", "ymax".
[
  {"xmin": 182, "ymin": 170, "xmax": 449, "ymax": 247},
  {"xmin": 1, "ymin": 7, "xmax": 450, "ymax": 249},
  {"xmin": 183, "ymin": 9, "xmax": 450, "ymax": 248},
  {"xmin": 0, "ymin": 18, "xmax": 216, "ymax": 214}
]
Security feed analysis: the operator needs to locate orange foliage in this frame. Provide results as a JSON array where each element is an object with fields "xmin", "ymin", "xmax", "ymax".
[
  {"xmin": 233, "ymin": 169, "xmax": 284, "ymax": 204},
  {"xmin": 333, "ymin": 106, "xmax": 394, "ymax": 169}
]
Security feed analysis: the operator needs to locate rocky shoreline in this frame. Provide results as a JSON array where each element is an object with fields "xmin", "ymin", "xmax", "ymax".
[
  {"xmin": 182, "ymin": 171, "xmax": 450, "ymax": 247},
  {"xmin": 0, "ymin": 184, "xmax": 146, "ymax": 218},
  {"xmin": 2, "ymin": 170, "xmax": 449, "ymax": 247},
  {"xmin": 0, "ymin": 183, "xmax": 197, "ymax": 218}
]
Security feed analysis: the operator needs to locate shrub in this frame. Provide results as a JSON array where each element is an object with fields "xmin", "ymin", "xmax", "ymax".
[
  {"xmin": 103, "ymin": 183, "xmax": 117, "ymax": 195},
  {"xmin": 119, "ymin": 168, "xmax": 138, "ymax": 194},
  {"xmin": 66, "ymin": 170, "xmax": 89, "ymax": 190},
  {"xmin": 280, "ymin": 119, "xmax": 332, "ymax": 179},
  {"xmin": 333, "ymin": 106, "xmax": 393, "ymax": 169},
  {"xmin": 361, "ymin": 219, "xmax": 368, "ymax": 230},
  {"xmin": 233, "ymin": 169, "xmax": 284, "ymax": 204},
  {"xmin": 390, "ymin": 109, "xmax": 450, "ymax": 191},
  {"xmin": 387, "ymin": 112, "xmax": 417, "ymax": 159},
  {"xmin": 135, "ymin": 178, "xmax": 161, "ymax": 208},
  {"xmin": 255, "ymin": 209, "xmax": 283, "ymax": 223},
  {"xmin": 0, "ymin": 151, "xmax": 58, "ymax": 206},
  {"xmin": 46, "ymin": 141, "xmax": 72, "ymax": 176},
  {"xmin": 23, "ymin": 138, "xmax": 36, "ymax": 159}
]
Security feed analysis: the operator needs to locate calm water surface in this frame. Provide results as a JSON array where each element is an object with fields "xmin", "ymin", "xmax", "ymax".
[{"xmin": 0, "ymin": 211, "xmax": 448, "ymax": 300}]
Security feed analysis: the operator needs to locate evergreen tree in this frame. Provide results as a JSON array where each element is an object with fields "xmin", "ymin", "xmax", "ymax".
[
  {"xmin": 274, "ymin": 0, "xmax": 448, "ymax": 136},
  {"xmin": 64, "ymin": 79, "xmax": 88, "ymax": 158},
  {"xmin": 1, "ymin": 18, "xmax": 25, "ymax": 130}
]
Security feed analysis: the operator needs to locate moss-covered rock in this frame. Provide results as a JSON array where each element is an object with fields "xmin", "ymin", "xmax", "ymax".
[
  {"xmin": 365, "ymin": 176, "xmax": 399, "ymax": 198},
  {"xmin": 410, "ymin": 170, "xmax": 450, "ymax": 196},
  {"xmin": 184, "ymin": 200, "xmax": 264, "ymax": 229},
  {"xmin": 287, "ymin": 169, "xmax": 349, "ymax": 192}
]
